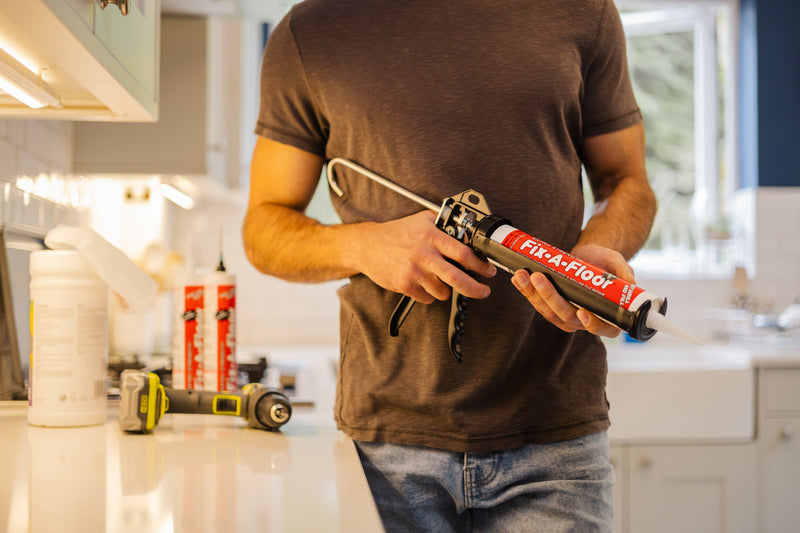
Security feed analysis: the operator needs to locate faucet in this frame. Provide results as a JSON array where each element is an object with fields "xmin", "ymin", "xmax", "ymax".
[{"xmin": 777, "ymin": 298, "xmax": 800, "ymax": 330}]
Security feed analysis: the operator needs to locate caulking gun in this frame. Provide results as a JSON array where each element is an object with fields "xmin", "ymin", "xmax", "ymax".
[{"xmin": 326, "ymin": 159, "xmax": 702, "ymax": 361}]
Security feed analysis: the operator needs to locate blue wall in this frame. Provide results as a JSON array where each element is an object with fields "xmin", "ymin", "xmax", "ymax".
[{"xmin": 739, "ymin": 0, "xmax": 800, "ymax": 187}]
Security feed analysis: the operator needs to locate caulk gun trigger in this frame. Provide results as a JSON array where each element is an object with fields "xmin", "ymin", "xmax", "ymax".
[{"xmin": 389, "ymin": 295, "xmax": 415, "ymax": 336}]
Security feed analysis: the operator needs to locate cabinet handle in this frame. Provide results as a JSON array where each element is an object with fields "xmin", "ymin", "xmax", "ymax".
[
  {"xmin": 637, "ymin": 456, "xmax": 654, "ymax": 468},
  {"xmin": 781, "ymin": 424, "xmax": 794, "ymax": 440},
  {"xmin": 100, "ymin": 0, "xmax": 129, "ymax": 15}
]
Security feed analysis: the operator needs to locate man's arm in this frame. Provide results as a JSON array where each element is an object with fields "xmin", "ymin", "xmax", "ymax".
[
  {"xmin": 511, "ymin": 123, "xmax": 656, "ymax": 336},
  {"xmin": 242, "ymin": 136, "xmax": 496, "ymax": 304}
]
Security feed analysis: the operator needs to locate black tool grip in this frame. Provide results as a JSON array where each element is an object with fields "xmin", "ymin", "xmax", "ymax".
[{"xmin": 165, "ymin": 389, "xmax": 245, "ymax": 416}]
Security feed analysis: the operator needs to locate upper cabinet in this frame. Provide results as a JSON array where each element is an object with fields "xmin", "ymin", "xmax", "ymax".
[
  {"xmin": 73, "ymin": 15, "xmax": 205, "ymax": 174},
  {"xmin": 73, "ymin": 15, "xmax": 262, "ymax": 189},
  {"xmin": 0, "ymin": 0, "xmax": 160, "ymax": 121}
]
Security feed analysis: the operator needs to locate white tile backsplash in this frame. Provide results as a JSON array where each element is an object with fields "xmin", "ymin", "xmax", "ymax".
[
  {"xmin": 0, "ymin": 119, "xmax": 77, "ymax": 230},
  {"xmin": 750, "ymin": 187, "xmax": 800, "ymax": 310}
]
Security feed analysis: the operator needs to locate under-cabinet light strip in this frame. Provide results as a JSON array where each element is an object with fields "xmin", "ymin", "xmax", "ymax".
[
  {"xmin": 160, "ymin": 183, "xmax": 195, "ymax": 210},
  {"xmin": 0, "ymin": 46, "xmax": 61, "ymax": 109}
]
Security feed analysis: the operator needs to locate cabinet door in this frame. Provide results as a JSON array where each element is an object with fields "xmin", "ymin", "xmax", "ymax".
[
  {"xmin": 761, "ymin": 417, "xmax": 800, "ymax": 533},
  {"xmin": 62, "ymin": 0, "xmax": 93, "ymax": 31},
  {"xmin": 94, "ymin": 0, "xmax": 159, "ymax": 102},
  {"xmin": 73, "ymin": 16, "xmax": 205, "ymax": 174},
  {"xmin": 628, "ymin": 444, "xmax": 757, "ymax": 533}
]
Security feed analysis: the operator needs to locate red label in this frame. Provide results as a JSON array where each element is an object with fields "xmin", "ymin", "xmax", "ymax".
[
  {"xmin": 182, "ymin": 285, "xmax": 204, "ymax": 389},
  {"xmin": 500, "ymin": 230, "xmax": 645, "ymax": 309},
  {"xmin": 213, "ymin": 285, "xmax": 237, "ymax": 391}
]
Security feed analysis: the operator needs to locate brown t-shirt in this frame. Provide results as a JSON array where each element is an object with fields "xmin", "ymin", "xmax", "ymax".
[{"xmin": 255, "ymin": 0, "xmax": 642, "ymax": 452}]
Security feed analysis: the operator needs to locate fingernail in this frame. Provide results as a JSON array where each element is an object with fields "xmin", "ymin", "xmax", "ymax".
[
  {"xmin": 577, "ymin": 309, "xmax": 590, "ymax": 325},
  {"xmin": 530, "ymin": 273, "xmax": 546, "ymax": 289},
  {"xmin": 513, "ymin": 271, "xmax": 529, "ymax": 287}
]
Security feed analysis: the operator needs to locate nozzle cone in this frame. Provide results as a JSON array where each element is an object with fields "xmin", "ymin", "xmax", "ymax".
[{"xmin": 646, "ymin": 311, "xmax": 704, "ymax": 345}]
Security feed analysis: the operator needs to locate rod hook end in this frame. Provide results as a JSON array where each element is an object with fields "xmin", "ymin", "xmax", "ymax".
[{"xmin": 326, "ymin": 158, "xmax": 346, "ymax": 197}]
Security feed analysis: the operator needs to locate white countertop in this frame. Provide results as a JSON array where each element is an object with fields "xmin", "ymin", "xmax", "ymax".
[
  {"xmin": 0, "ymin": 346, "xmax": 384, "ymax": 533},
  {"xmin": 605, "ymin": 340, "xmax": 800, "ymax": 369},
  {"xmin": 748, "ymin": 346, "xmax": 800, "ymax": 367},
  {"xmin": 2, "ymin": 341, "xmax": 798, "ymax": 532}
]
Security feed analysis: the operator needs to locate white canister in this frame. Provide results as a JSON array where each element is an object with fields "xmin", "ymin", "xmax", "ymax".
[{"xmin": 28, "ymin": 250, "xmax": 108, "ymax": 427}]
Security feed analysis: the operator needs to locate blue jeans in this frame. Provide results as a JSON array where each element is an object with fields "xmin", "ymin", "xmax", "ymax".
[{"xmin": 355, "ymin": 432, "xmax": 614, "ymax": 533}]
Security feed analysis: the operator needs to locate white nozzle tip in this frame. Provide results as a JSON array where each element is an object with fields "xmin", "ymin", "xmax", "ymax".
[{"xmin": 646, "ymin": 311, "xmax": 704, "ymax": 345}]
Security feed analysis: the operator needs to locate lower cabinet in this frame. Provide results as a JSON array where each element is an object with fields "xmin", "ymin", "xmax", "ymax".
[
  {"xmin": 609, "ymin": 364, "xmax": 800, "ymax": 532},
  {"xmin": 610, "ymin": 445, "xmax": 626, "ymax": 533},
  {"xmin": 760, "ymin": 417, "xmax": 800, "ymax": 533},
  {"xmin": 759, "ymin": 368, "xmax": 800, "ymax": 533},
  {"xmin": 611, "ymin": 443, "xmax": 758, "ymax": 533}
]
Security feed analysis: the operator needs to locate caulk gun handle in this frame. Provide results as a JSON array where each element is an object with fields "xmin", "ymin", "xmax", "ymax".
[
  {"xmin": 388, "ymin": 278, "xmax": 471, "ymax": 361},
  {"xmin": 389, "ymin": 295, "xmax": 415, "ymax": 337},
  {"xmin": 447, "ymin": 291, "xmax": 468, "ymax": 362}
]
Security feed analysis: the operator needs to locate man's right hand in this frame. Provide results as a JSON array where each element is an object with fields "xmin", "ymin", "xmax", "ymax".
[{"xmin": 346, "ymin": 210, "xmax": 497, "ymax": 304}]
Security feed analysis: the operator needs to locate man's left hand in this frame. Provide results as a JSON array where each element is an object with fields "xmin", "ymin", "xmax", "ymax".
[{"xmin": 510, "ymin": 243, "xmax": 635, "ymax": 337}]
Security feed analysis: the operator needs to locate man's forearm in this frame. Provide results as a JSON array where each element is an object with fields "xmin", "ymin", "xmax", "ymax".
[
  {"xmin": 577, "ymin": 123, "xmax": 655, "ymax": 261},
  {"xmin": 242, "ymin": 202, "xmax": 362, "ymax": 283},
  {"xmin": 576, "ymin": 174, "xmax": 656, "ymax": 261}
]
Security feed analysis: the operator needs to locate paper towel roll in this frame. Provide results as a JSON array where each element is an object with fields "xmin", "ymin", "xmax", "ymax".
[{"xmin": 44, "ymin": 225, "xmax": 158, "ymax": 313}]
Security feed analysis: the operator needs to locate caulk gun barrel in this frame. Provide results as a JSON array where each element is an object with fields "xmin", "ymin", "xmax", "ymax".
[
  {"xmin": 471, "ymin": 216, "xmax": 663, "ymax": 342},
  {"xmin": 472, "ymin": 231, "xmax": 637, "ymax": 330}
]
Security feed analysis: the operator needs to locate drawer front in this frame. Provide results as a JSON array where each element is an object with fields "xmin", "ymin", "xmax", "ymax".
[{"xmin": 763, "ymin": 369, "xmax": 800, "ymax": 414}]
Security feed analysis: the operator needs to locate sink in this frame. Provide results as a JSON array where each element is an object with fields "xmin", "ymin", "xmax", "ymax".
[{"xmin": 605, "ymin": 344, "xmax": 754, "ymax": 442}]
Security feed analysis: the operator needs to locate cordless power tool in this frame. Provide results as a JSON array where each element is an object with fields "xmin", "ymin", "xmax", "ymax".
[{"xmin": 118, "ymin": 369, "xmax": 292, "ymax": 433}]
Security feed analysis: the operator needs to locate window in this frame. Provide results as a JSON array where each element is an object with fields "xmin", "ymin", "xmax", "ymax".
[{"xmin": 615, "ymin": 0, "xmax": 739, "ymax": 278}]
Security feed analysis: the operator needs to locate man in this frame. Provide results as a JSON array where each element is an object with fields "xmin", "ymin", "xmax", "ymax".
[{"xmin": 243, "ymin": 1, "xmax": 656, "ymax": 531}]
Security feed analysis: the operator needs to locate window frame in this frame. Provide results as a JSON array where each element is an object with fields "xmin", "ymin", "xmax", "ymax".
[{"xmin": 616, "ymin": 0, "xmax": 741, "ymax": 279}]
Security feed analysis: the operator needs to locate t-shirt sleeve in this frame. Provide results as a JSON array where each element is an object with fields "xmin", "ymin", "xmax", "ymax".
[
  {"xmin": 254, "ymin": 11, "xmax": 328, "ymax": 157},
  {"xmin": 581, "ymin": 0, "xmax": 642, "ymax": 138}
]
